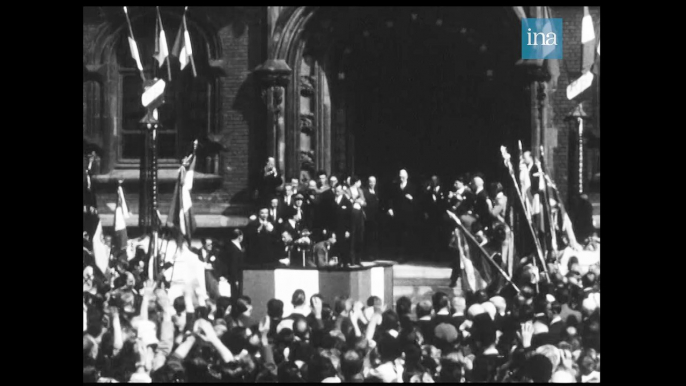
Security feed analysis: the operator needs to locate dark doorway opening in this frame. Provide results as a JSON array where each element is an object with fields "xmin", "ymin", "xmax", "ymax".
[{"xmin": 344, "ymin": 12, "xmax": 528, "ymax": 187}]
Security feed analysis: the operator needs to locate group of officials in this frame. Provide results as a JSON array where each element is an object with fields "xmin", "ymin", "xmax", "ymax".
[
  {"xmin": 194, "ymin": 152, "xmax": 586, "ymax": 298},
  {"xmin": 246, "ymin": 157, "xmax": 517, "ymax": 271},
  {"xmin": 197, "ymin": 152, "xmax": 592, "ymax": 293}
]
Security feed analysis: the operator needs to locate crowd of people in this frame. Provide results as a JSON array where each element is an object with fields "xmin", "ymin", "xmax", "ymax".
[
  {"xmin": 83, "ymin": 254, "xmax": 600, "ymax": 382},
  {"xmin": 83, "ymin": 154, "xmax": 600, "ymax": 382}
]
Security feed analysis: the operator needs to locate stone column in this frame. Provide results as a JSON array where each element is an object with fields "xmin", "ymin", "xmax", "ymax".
[{"xmin": 254, "ymin": 59, "xmax": 292, "ymax": 177}]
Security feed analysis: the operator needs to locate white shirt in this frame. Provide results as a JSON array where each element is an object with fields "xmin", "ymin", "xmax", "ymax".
[
  {"xmin": 232, "ymin": 239, "xmax": 242, "ymax": 250},
  {"xmin": 400, "ymin": 182, "xmax": 407, "ymax": 190},
  {"xmin": 336, "ymin": 196, "xmax": 342, "ymax": 205}
]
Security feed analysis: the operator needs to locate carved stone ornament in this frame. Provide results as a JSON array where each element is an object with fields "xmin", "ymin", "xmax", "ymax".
[
  {"xmin": 300, "ymin": 113, "xmax": 315, "ymax": 135},
  {"xmin": 300, "ymin": 75, "xmax": 316, "ymax": 97},
  {"xmin": 299, "ymin": 150, "xmax": 315, "ymax": 169}
]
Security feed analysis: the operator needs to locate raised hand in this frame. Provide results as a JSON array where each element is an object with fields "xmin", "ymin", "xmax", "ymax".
[
  {"xmin": 194, "ymin": 319, "xmax": 218, "ymax": 343},
  {"xmin": 142, "ymin": 280, "xmax": 156, "ymax": 298},
  {"xmin": 520, "ymin": 321, "xmax": 534, "ymax": 348},
  {"xmin": 312, "ymin": 296, "xmax": 323, "ymax": 318},
  {"xmin": 258, "ymin": 315, "xmax": 271, "ymax": 338}
]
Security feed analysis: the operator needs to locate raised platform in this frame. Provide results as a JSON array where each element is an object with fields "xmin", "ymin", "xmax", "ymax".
[
  {"xmin": 243, "ymin": 261, "xmax": 395, "ymax": 323},
  {"xmin": 99, "ymin": 213, "xmax": 250, "ymax": 229}
]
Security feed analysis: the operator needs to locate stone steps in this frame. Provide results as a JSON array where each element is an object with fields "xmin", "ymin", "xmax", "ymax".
[{"xmin": 392, "ymin": 263, "xmax": 463, "ymax": 308}]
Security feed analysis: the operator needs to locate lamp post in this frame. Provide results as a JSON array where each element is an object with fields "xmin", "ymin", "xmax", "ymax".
[
  {"xmin": 254, "ymin": 59, "xmax": 292, "ymax": 177},
  {"xmin": 565, "ymin": 104, "xmax": 590, "ymax": 197},
  {"xmin": 139, "ymin": 78, "xmax": 166, "ymax": 280}
]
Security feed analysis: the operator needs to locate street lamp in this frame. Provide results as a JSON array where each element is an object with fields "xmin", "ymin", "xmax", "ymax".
[
  {"xmin": 139, "ymin": 78, "xmax": 165, "ymax": 280},
  {"xmin": 565, "ymin": 104, "xmax": 590, "ymax": 196}
]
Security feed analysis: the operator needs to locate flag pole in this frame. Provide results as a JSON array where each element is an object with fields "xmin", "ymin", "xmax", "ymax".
[
  {"xmin": 123, "ymin": 6, "xmax": 146, "ymax": 82},
  {"xmin": 157, "ymin": 6, "xmax": 172, "ymax": 82},
  {"xmin": 183, "ymin": 6, "xmax": 197, "ymax": 78},
  {"xmin": 450, "ymin": 212, "xmax": 520, "ymax": 293},
  {"xmin": 501, "ymin": 145, "xmax": 549, "ymax": 283}
]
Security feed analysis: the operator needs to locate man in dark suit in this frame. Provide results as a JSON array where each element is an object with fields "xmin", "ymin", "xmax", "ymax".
[
  {"xmin": 387, "ymin": 169, "xmax": 416, "ymax": 262},
  {"xmin": 281, "ymin": 183, "xmax": 297, "ymax": 211},
  {"xmin": 258, "ymin": 157, "xmax": 283, "ymax": 206},
  {"xmin": 319, "ymin": 175, "xmax": 339, "ymax": 238},
  {"xmin": 313, "ymin": 234, "xmax": 337, "ymax": 267},
  {"xmin": 223, "ymin": 229, "xmax": 245, "ymax": 297},
  {"xmin": 450, "ymin": 176, "xmax": 476, "ymax": 217},
  {"xmin": 193, "ymin": 238, "xmax": 220, "ymax": 300},
  {"xmin": 246, "ymin": 207, "xmax": 278, "ymax": 265},
  {"xmin": 280, "ymin": 207, "xmax": 302, "ymax": 242},
  {"xmin": 330, "ymin": 184, "xmax": 352, "ymax": 267},
  {"xmin": 471, "ymin": 173, "xmax": 494, "ymax": 237},
  {"xmin": 363, "ymin": 176, "xmax": 381, "ymax": 261},
  {"xmin": 292, "ymin": 193, "xmax": 311, "ymax": 231},
  {"xmin": 422, "ymin": 175, "xmax": 446, "ymax": 262},
  {"xmin": 267, "ymin": 197, "xmax": 283, "ymax": 225}
]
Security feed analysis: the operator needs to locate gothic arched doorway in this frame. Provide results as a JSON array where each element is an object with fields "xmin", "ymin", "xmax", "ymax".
[{"xmin": 273, "ymin": 6, "xmax": 532, "ymax": 187}]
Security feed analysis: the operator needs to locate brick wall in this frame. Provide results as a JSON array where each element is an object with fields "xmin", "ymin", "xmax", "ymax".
[
  {"xmin": 547, "ymin": 6, "xmax": 599, "ymax": 205},
  {"xmin": 83, "ymin": 7, "xmax": 262, "ymax": 209},
  {"xmin": 218, "ymin": 22, "xmax": 252, "ymax": 202}
]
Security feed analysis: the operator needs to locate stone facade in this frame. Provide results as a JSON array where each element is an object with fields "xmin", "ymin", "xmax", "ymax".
[{"xmin": 83, "ymin": 6, "xmax": 599, "ymax": 230}]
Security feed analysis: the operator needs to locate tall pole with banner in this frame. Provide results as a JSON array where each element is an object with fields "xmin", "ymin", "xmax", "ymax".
[{"xmin": 140, "ymin": 78, "xmax": 166, "ymax": 280}]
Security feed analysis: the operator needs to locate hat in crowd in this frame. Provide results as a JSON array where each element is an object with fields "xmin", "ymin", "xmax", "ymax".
[
  {"xmin": 471, "ymin": 313, "xmax": 497, "ymax": 346},
  {"xmin": 582, "ymin": 296, "xmax": 599, "ymax": 314},
  {"xmin": 294, "ymin": 193, "xmax": 304, "ymax": 200},
  {"xmin": 481, "ymin": 302, "xmax": 497, "ymax": 321},
  {"xmin": 276, "ymin": 319, "xmax": 295, "ymax": 335},
  {"xmin": 551, "ymin": 370, "xmax": 577, "ymax": 383},
  {"xmin": 535, "ymin": 344, "xmax": 562, "ymax": 371},
  {"xmin": 467, "ymin": 304, "xmax": 486, "ymax": 320},
  {"xmin": 489, "ymin": 296, "xmax": 507, "ymax": 316},
  {"xmin": 434, "ymin": 323, "xmax": 459, "ymax": 344},
  {"xmin": 533, "ymin": 321, "xmax": 549, "ymax": 335}
]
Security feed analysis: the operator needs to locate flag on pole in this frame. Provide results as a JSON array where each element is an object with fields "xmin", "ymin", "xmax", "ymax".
[
  {"xmin": 123, "ymin": 7, "xmax": 145, "ymax": 78},
  {"xmin": 581, "ymin": 7, "xmax": 596, "ymax": 74},
  {"xmin": 83, "ymin": 170, "xmax": 110, "ymax": 275},
  {"xmin": 167, "ymin": 153, "xmax": 197, "ymax": 245},
  {"xmin": 154, "ymin": 6, "xmax": 172, "ymax": 81},
  {"xmin": 113, "ymin": 183, "xmax": 130, "ymax": 252},
  {"xmin": 172, "ymin": 7, "xmax": 197, "ymax": 77}
]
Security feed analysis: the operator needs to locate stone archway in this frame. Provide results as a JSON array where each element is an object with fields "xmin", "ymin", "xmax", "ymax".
[{"xmin": 270, "ymin": 7, "xmax": 541, "ymax": 184}]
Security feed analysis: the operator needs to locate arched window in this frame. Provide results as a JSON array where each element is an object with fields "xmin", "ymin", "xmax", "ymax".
[{"xmin": 111, "ymin": 11, "xmax": 217, "ymax": 169}]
